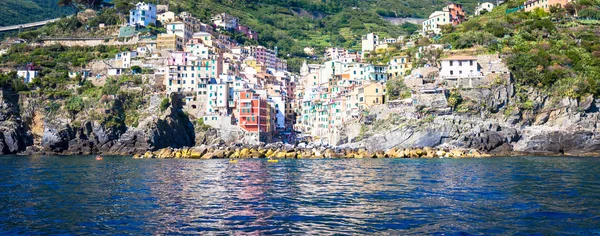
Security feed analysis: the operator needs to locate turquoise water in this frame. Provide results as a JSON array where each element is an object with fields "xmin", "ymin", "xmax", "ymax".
[{"xmin": 0, "ymin": 156, "xmax": 599, "ymax": 234}]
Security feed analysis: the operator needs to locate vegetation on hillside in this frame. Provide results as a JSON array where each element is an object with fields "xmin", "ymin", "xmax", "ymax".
[
  {"xmin": 0, "ymin": 0, "xmax": 74, "ymax": 27},
  {"xmin": 439, "ymin": 0, "xmax": 600, "ymax": 99}
]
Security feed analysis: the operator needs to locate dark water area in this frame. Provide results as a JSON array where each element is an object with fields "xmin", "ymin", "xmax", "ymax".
[{"xmin": 1, "ymin": 156, "xmax": 599, "ymax": 235}]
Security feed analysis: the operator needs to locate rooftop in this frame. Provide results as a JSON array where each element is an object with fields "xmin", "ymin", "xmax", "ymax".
[{"xmin": 441, "ymin": 55, "xmax": 477, "ymax": 61}]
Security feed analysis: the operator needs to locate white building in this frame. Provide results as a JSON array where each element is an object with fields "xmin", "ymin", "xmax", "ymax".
[
  {"xmin": 166, "ymin": 21, "xmax": 193, "ymax": 43},
  {"xmin": 269, "ymin": 94, "xmax": 286, "ymax": 130},
  {"xmin": 361, "ymin": 33, "xmax": 380, "ymax": 55},
  {"xmin": 17, "ymin": 70, "xmax": 38, "ymax": 83},
  {"xmin": 129, "ymin": 2, "xmax": 157, "ymax": 27},
  {"xmin": 475, "ymin": 2, "xmax": 495, "ymax": 15},
  {"xmin": 157, "ymin": 11, "xmax": 175, "ymax": 24},
  {"xmin": 211, "ymin": 13, "xmax": 239, "ymax": 30},
  {"xmin": 206, "ymin": 81, "xmax": 230, "ymax": 115},
  {"xmin": 439, "ymin": 55, "xmax": 480, "ymax": 78},
  {"xmin": 185, "ymin": 41, "xmax": 211, "ymax": 59},
  {"xmin": 422, "ymin": 11, "xmax": 450, "ymax": 34},
  {"xmin": 108, "ymin": 68, "xmax": 124, "ymax": 76},
  {"xmin": 115, "ymin": 51, "xmax": 137, "ymax": 68}
]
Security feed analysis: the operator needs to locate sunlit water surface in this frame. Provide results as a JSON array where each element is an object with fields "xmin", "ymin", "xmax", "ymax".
[{"xmin": 1, "ymin": 156, "xmax": 599, "ymax": 234}]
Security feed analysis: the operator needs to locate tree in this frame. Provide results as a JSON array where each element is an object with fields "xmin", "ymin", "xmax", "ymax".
[
  {"xmin": 160, "ymin": 98, "xmax": 170, "ymax": 112},
  {"xmin": 58, "ymin": 0, "xmax": 103, "ymax": 10},
  {"xmin": 65, "ymin": 96, "xmax": 85, "ymax": 119},
  {"xmin": 447, "ymin": 90, "xmax": 463, "ymax": 109}
]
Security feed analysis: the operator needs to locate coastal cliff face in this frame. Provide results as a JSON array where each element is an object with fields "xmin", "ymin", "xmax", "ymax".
[
  {"xmin": 339, "ymin": 81, "xmax": 600, "ymax": 156},
  {"xmin": 11, "ymin": 90, "xmax": 197, "ymax": 155},
  {"xmin": 0, "ymin": 89, "xmax": 33, "ymax": 154},
  {"xmin": 1, "ymin": 80, "xmax": 599, "ymax": 156}
]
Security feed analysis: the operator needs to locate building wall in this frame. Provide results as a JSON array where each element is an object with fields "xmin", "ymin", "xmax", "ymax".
[
  {"xmin": 362, "ymin": 83, "xmax": 386, "ymax": 108},
  {"xmin": 387, "ymin": 56, "xmax": 412, "ymax": 78},
  {"xmin": 440, "ymin": 59, "xmax": 479, "ymax": 78},
  {"xmin": 524, "ymin": 0, "xmax": 570, "ymax": 12},
  {"xmin": 206, "ymin": 83, "xmax": 229, "ymax": 115},
  {"xmin": 129, "ymin": 2, "xmax": 157, "ymax": 27},
  {"xmin": 475, "ymin": 2, "xmax": 495, "ymax": 15},
  {"xmin": 17, "ymin": 70, "xmax": 38, "ymax": 83},
  {"xmin": 157, "ymin": 34, "xmax": 183, "ymax": 51},
  {"xmin": 166, "ymin": 22, "xmax": 193, "ymax": 43},
  {"xmin": 361, "ymin": 33, "xmax": 379, "ymax": 54},
  {"xmin": 422, "ymin": 11, "xmax": 449, "ymax": 34},
  {"xmin": 157, "ymin": 11, "xmax": 175, "ymax": 24}
]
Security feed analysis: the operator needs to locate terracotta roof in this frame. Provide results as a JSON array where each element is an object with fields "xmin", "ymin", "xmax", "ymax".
[{"xmin": 441, "ymin": 55, "xmax": 477, "ymax": 60}]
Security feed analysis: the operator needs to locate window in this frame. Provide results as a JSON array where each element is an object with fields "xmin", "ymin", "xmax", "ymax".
[
  {"xmin": 459, "ymin": 70, "xmax": 462, "ymax": 74},
  {"xmin": 470, "ymin": 60, "xmax": 473, "ymax": 66},
  {"xmin": 459, "ymin": 61, "xmax": 462, "ymax": 66},
  {"xmin": 450, "ymin": 70, "xmax": 454, "ymax": 75},
  {"xmin": 449, "ymin": 61, "xmax": 453, "ymax": 66},
  {"xmin": 376, "ymin": 88, "xmax": 379, "ymax": 93}
]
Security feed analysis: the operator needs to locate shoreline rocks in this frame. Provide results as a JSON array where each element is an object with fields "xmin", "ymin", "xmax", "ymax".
[{"xmin": 132, "ymin": 143, "xmax": 493, "ymax": 159}]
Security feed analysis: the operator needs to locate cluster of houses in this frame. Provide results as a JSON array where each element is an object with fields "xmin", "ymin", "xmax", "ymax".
[
  {"xmin": 9, "ymin": 0, "xmax": 570, "ymax": 145},
  {"xmin": 293, "ymin": 28, "xmax": 513, "ymax": 145},
  {"xmin": 292, "ymin": 32, "xmax": 418, "ymax": 144},
  {"xmin": 11, "ymin": 2, "xmax": 292, "ymax": 143},
  {"xmin": 422, "ymin": 0, "xmax": 572, "ymax": 35}
]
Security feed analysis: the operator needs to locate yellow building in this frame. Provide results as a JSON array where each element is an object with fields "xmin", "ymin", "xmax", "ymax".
[
  {"xmin": 244, "ymin": 57, "xmax": 263, "ymax": 73},
  {"xmin": 388, "ymin": 55, "xmax": 412, "ymax": 78},
  {"xmin": 157, "ymin": 34, "xmax": 183, "ymax": 51},
  {"xmin": 192, "ymin": 32, "xmax": 215, "ymax": 48},
  {"xmin": 359, "ymin": 82, "xmax": 386, "ymax": 109}
]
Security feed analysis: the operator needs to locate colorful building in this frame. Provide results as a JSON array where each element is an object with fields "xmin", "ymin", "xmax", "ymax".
[
  {"xmin": 157, "ymin": 34, "xmax": 183, "ymax": 51},
  {"xmin": 237, "ymin": 91, "xmax": 272, "ymax": 139},
  {"xmin": 524, "ymin": 0, "xmax": 571, "ymax": 12},
  {"xmin": 387, "ymin": 55, "xmax": 412, "ymax": 78}
]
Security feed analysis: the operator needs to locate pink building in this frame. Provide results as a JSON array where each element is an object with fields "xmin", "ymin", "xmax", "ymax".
[
  {"xmin": 524, "ymin": 0, "xmax": 571, "ymax": 11},
  {"xmin": 236, "ymin": 25, "xmax": 259, "ymax": 40},
  {"xmin": 254, "ymin": 46, "xmax": 277, "ymax": 69}
]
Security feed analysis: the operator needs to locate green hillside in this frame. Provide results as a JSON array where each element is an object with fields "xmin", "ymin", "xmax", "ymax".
[{"xmin": 0, "ymin": 0, "xmax": 75, "ymax": 27}]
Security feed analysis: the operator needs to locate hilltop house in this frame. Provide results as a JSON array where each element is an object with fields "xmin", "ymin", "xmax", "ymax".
[
  {"xmin": 212, "ymin": 13, "xmax": 239, "ymax": 30},
  {"xmin": 422, "ymin": 4, "xmax": 466, "ymax": 35},
  {"xmin": 524, "ymin": 0, "xmax": 571, "ymax": 12},
  {"xmin": 129, "ymin": 2, "xmax": 157, "ymax": 27},
  {"xmin": 475, "ymin": 2, "xmax": 495, "ymax": 15},
  {"xmin": 439, "ymin": 55, "xmax": 480, "ymax": 78}
]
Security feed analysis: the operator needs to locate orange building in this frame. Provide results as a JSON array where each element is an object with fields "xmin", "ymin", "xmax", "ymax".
[
  {"xmin": 237, "ymin": 91, "xmax": 271, "ymax": 138},
  {"xmin": 444, "ymin": 4, "xmax": 466, "ymax": 26}
]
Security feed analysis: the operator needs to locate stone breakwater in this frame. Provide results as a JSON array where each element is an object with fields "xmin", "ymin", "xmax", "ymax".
[{"xmin": 132, "ymin": 144, "xmax": 491, "ymax": 159}]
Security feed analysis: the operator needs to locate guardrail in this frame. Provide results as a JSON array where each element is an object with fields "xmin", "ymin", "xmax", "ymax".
[{"xmin": 0, "ymin": 18, "xmax": 63, "ymax": 32}]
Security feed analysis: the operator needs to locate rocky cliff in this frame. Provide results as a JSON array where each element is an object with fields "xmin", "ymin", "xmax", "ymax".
[
  {"xmin": 0, "ymin": 89, "xmax": 33, "ymax": 154},
  {"xmin": 339, "ymin": 82, "xmax": 600, "ymax": 156},
  {"xmin": 11, "ymin": 89, "xmax": 198, "ymax": 155}
]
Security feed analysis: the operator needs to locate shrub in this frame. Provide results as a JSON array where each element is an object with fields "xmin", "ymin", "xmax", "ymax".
[{"xmin": 160, "ymin": 98, "xmax": 170, "ymax": 112}]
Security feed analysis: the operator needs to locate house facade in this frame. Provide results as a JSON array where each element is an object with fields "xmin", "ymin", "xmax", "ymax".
[
  {"xmin": 388, "ymin": 55, "xmax": 412, "ymax": 78},
  {"xmin": 422, "ymin": 4, "xmax": 466, "ymax": 34},
  {"xmin": 212, "ymin": 13, "xmax": 239, "ymax": 30},
  {"xmin": 157, "ymin": 34, "xmax": 183, "ymax": 51},
  {"xmin": 439, "ymin": 55, "xmax": 480, "ymax": 78},
  {"xmin": 524, "ymin": 0, "xmax": 571, "ymax": 12},
  {"xmin": 166, "ymin": 21, "xmax": 193, "ymax": 43},
  {"xmin": 129, "ymin": 2, "xmax": 157, "ymax": 27},
  {"xmin": 475, "ymin": 2, "xmax": 495, "ymax": 15}
]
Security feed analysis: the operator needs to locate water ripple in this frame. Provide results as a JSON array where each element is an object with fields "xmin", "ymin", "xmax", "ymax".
[{"xmin": 0, "ymin": 156, "xmax": 600, "ymax": 234}]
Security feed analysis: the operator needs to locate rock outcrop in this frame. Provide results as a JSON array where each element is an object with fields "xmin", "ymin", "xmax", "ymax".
[{"xmin": 0, "ymin": 89, "xmax": 32, "ymax": 154}]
